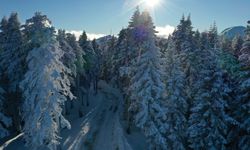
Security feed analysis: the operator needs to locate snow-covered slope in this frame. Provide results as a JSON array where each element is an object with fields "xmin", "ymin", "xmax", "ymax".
[{"xmin": 220, "ymin": 26, "xmax": 246, "ymax": 39}]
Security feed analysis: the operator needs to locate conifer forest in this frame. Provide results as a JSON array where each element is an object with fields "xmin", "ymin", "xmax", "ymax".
[{"xmin": 0, "ymin": 1, "xmax": 249, "ymax": 150}]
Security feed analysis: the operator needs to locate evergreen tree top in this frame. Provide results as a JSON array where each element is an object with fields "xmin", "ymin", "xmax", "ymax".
[
  {"xmin": 246, "ymin": 21, "xmax": 250, "ymax": 39},
  {"xmin": 23, "ymin": 12, "xmax": 56, "ymax": 47},
  {"xmin": 0, "ymin": 16, "xmax": 8, "ymax": 32},
  {"xmin": 7, "ymin": 12, "xmax": 21, "ymax": 28},
  {"xmin": 79, "ymin": 31, "xmax": 87, "ymax": 42},
  {"xmin": 57, "ymin": 29, "xmax": 67, "ymax": 40},
  {"xmin": 25, "ymin": 12, "xmax": 53, "ymax": 29},
  {"xmin": 128, "ymin": 6, "xmax": 141, "ymax": 28}
]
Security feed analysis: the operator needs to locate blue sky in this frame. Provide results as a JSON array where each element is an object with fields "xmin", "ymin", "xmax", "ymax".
[{"xmin": 0, "ymin": 0, "xmax": 249, "ymax": 36}]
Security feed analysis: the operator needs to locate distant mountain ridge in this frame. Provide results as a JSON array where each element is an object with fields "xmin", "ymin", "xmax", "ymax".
[{"xmin": 220, "ymin": 26, "xmax": 246, "ymax": 39}]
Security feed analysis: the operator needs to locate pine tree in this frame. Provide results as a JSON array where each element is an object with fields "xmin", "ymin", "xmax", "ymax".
[
  {"xmin": 164, "ymin": 39, "xmax": 188, "ymax": 150},
  {"xmin": 23, "ymin": 12, "xmax": 54, "ymax": 49},
  {"xmin": 128, "ymin": 10, "xmax": 167, "ymax": 149},
  {"xmin": 187, "ymin": 47, "xmax": 233, "ymax": 150},
  {"xmin": 0, "ymin": 13, "xmax": 24, "ymax": 91},
  {"xmin": 218, "ymin": 49, "xmax": 241, "ymax": 79},
  {"xmin": 20, "ymin": 13, "xmax": 74, "ymax": 149},
  {"xmin": 57, "ymin": 29, "xmax": 76, "ymax": 79},
  {"xmin": 200, "ymin": 32, "xmax": 209, "ymax": 50},
  {"xmin": 65, "ymin": 33, "xmax": 85, "ymax": 102},
  {"xmin": 92, "ymin": 39, "xmax": 101, "ymax": 93},
  {"xmin": 172, "ymin": 15, "xmax": 199, "ymax": 107},
  {"xmin": 194, "ymin": 30, "xmax": 201, "ymax": 49},
  {"xmin": 220, "ymin": 37, "xmax": 233, "ymax": 53},
  {"xmin": 0, "ymin": 16, "xmax": 8, "ymax": 52},
  {"xmin": 219, "ymin": 35, "xmax": 241, "ymax": 79},
  {"xmin": 0, "ymin": 13, "xmax": 25, "ymax": 132},
  {"xmin": 101, "ymin": 36, "xmax": 116, "ymax": 81},
  {"xmin": 208, "ymin": 22, "xmax": 219, "ymax": 49},
  {"xmin": 232, "ymin": 35, "xmax": 243, "ymax": 57},
  {"xmin": 112, "ymin": 28, "xmax": 130, "ymax": 83},
  {"xmin": 239, "ymin": 22, "xmax": 250, "ymax": 65},
  {"xmin": 79, "ymin": 31, "xmax": 95, "ymax": 74},
  {"xmin": 79, "ymin": 31, "xmax": 87, "ymax": 48},
  {"xmin": 57, "ymin": 30, "xmax": 77, "ymax": 112},
  {"xmin": 234, "ymin": 21, "xmax": 250, "ymax": 150},
  {"xmin": 0, "ymin": 86, "xmax": 12, "ymax": 138},
  {"xmin": 128, "ymin": 6, "xmax": 141, "ymax": 28}
]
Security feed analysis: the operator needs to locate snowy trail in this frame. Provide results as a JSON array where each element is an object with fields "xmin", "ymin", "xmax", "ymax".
[
  {"xmin": 61, "ymin": 81, "xmax": 133, "ymax": 150},
  {"xmin": 60, "ymin": 93, "xmax": 106, "ymax": 150},
  {"xmin": 93, "ymin": 83, "xmax": 132, "ymax": 150}
]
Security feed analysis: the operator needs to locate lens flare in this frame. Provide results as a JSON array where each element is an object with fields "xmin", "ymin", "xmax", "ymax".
[{"xmin": 144, "ymin": 0, "xmax": 160, "ymax": 8}]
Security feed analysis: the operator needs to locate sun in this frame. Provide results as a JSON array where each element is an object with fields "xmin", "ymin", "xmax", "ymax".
[{"xmin": 144, "ymin": 0, "xmax": 160, "ymax": 8}]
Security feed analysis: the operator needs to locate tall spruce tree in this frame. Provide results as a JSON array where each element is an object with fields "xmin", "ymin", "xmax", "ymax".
[
  {"xmin": 234, "ymin": 21, "xmax": 250, "ymax": 150},
  {"xmin": 232, "ymin": 35, "xmax": 243, "ymax": 57},
  {"xmin": 20, "ymin": 13, "xmax": 74, "ymax": 149},
  {"xmin": 208, "ymin": 22, "xmax": 219, "ymax": 49},
  {"xmin": 0, "ymin": 16, "xmax": 8, "ymax": 53},
  {"xmin": 79, "ymin": 31, "xmax": 95, "ymax": 76},
  {"xmin": 164, "ymin": 39, "xmax": 188, "ymax": 150},
  {"xmin": 92, "ymin": 39, "xmax": 101, "ymax": 93},
  {"xmin": 0, "ymin": 13, "xmax": 25, "ymax": 132},
  {"xmin": 65, "ymin": 33, "xmax": 85, "ymax": 103},
  {"xmin": 0, "ymin": 13, "xmax": 24, "ymax": 91},
  {"xmin": 128, "ymin": 10, "xmax": 167, "ymax": 149},
  {"xmin": 57, "ymin": 29, "xmax": 76, "ymax": 78},
  {"xmin": 187, "ymin": 48, "xmax": 234, "ymax": 150}
]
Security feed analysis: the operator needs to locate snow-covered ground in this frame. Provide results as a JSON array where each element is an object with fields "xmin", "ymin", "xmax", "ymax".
[{"xmin": 1, "ymin": 81, "xmax": 147, "ymax": 150}]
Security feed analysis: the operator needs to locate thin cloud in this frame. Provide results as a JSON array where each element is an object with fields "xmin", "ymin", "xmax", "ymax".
[
  {"xmin": 67, "ymin": 30, "xmax": 105, "ymax": 40},
  {"xmin": 155, "ymin": 25, "xmax": 175, "ymax": 38}
]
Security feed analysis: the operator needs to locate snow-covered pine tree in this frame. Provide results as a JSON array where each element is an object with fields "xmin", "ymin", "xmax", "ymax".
[
  {"xmin": 101, "ymin": 36, "xmax": 116, "ymax": 81},
  {"xmin": 0, "ymin": 86, "xmax": 12, "ymax": 138},
  {"xmin": 0, "ymin": 16, "xmax": 8, "ymax": 52},
  {"xmin": 208, "ymin": 22, "xmax": 219, "ymax": 49},
  {"xmin": 78, "ymin": 31, "xmax": 95, "ymax": 106},
  {"xmin": 20, "ymin": 12, "xmax": 74, "ymax": 149},
  {"xmin": 0, "ymin": 13, "xmax": 24, "ymax": 91},
  {"xmin": 128, "ymin": 6, "xmax": 141, "ymax": 28},
  {"xmin": 172, "ymin": 15, "xmax": 200, "ymax": 108},
  {"xmin": 200, "ymin": 31, "xmax": 210, "ymax": 50},
  {"xmin": 164, "ymin": 39, "xmax": 188, "ymax": 150},
  {"xmin": 65, "ymin": 33, "xmax": 85, "ymax": 102},
  {"xmin": 0, "ymin": 13, "xmax": 25, "ymax": 132},
  {"xmin": 79, "ymin": 31, "xmax": 88, "ymax": 49},
  {"xmin": 232, "ymin": 35, "xmax": 243, "ymax": 57},
  {"xmin": 23, "ymin": 12, "xmax": 54, "ymax": 49},
  {"xmin": 128, "ymin": 10, "xmax": 167, "ymax": 149},
  {"xmin": 79, "ymin": 31, "xmax": 95, "ymax": 77},
  {"xmin": 219, "ymin": 51, "xmax": 241, "ymax": 80},
  {"xmin": 234, "ymin": 21, "xmax": 250, "ymax": 150},
  {"xmin": 187, "ymin": 48, "xmax": 234, "ymax": 150},
  {"xmin": 57, "ymin": 30, "xmax": 78, "ymax": 113},
  {"xmin": 193, "ymin": 30, "xmax": 201, "ymax": 49},
  {"xmin": 172, "ymin": 15, "xmax": 194, "ymax": 53},
  {"xmin": 220, "ymin": 37, "xmax": 233, "ymax": 53},
  {"xmin": 112, "ymin": 28, "xmax": 130, "ymax": 85},
  {"xmin": 92, "ymin": 39, "xmax": 101, "ymax": 93},
  {"xmin": 219, "ymin": 33, "xmax": 241, "ymax": 79},
  {"xmin": 239, "ymin": 22, "xmax": 250, "ymax": 66},
  {"xmin": 57, "ymin": 29, "xmax": 76, "ymax": 79}
]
